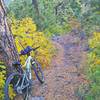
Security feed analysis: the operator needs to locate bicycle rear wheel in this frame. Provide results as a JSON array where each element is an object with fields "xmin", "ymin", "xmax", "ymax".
[
  {"xmin": 32, "ymin": 60, "xmax": 44, "ymax": 84},
  {"xmin": 4, "ymin": 72, "xmax": 22, "ymax": 100}
]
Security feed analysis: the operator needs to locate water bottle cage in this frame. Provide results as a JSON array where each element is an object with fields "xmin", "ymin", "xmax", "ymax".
[
  {"xmin": 31, "ymin": 59, "xmax": 36, "ymax": 65},
  {"xmin": 32, "ymin": 61, "xmax": 35, "ymax": 65}
]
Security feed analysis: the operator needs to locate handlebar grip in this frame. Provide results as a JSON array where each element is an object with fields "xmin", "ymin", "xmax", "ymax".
[{"xmin": 33, "ymin": 46, "xmax": 40, "ymax": 51}]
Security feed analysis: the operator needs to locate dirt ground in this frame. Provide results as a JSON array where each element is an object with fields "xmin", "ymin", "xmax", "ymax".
[{"xmin": 29, "ymin": 32, "xmax": 88, "ymax": 100}]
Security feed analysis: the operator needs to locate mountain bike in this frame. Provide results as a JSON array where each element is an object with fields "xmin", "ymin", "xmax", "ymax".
[{"xmin": 4, "ymin": 46, "xmax": 44, "ymax": 100}]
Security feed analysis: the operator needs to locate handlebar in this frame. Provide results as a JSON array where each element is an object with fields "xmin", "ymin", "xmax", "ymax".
[{"xmin": 19, "ymin": 46, "xmax": 40, "ymax": 56}]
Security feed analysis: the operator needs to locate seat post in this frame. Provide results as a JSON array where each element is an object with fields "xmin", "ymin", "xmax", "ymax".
[{"xmin": 27, "ymin": 52, "xmax": 30, "ymax": 56}]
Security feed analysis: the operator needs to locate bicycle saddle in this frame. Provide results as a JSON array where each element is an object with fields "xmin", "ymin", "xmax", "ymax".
[{"xmin": 20, "ymin": 46, "xmax": 40, "ymax": 55}]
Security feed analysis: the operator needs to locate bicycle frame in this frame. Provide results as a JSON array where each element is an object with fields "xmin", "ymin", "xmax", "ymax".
[{"xmin": 15, "ymin": 55, "xmax": 34, "ymax": 94}]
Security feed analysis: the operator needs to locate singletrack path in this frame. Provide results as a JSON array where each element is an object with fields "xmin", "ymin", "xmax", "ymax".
[{"xmin": 31, "ymin": 32, "xmax": 88, "ymax": 100}]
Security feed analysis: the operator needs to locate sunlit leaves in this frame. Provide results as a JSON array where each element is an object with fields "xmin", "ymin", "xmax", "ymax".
[
  {"xmin": 89, "ymin": 32, "xmax": 100, "ymax": 48},
  {"xmin": 0, "ymin": 62, "xmax": 6, "ymax": 100},
  {"xmin": 86, "ymin": 32, "xmax": 100, "ymax": 99},
  {"xmin": 11, "ymin": 17, "xmax": 55, "ymax": 68}
]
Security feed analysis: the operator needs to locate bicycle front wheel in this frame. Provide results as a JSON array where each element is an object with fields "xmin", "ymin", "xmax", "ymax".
[
  {"xmin": 32, "ymin": 60, "xmax": 44, "ymax": 84},
  {"xmin": 4, "ymin": 72, "xmax": 22, "ymax": 100}
]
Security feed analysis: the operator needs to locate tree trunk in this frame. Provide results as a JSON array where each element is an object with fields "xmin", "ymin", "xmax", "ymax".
[
  {"xmin": 32, "ymin": 0, "xmax": 39, "ymax": 16},
  {"xmin": 0, "ymin": 0, "xmax": 19, "ymax": 75}
]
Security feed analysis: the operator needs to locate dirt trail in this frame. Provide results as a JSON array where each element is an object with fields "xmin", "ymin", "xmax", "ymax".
[{"xmin": 31, "ymin": 33, "xmax": 88, "ymax": 100}]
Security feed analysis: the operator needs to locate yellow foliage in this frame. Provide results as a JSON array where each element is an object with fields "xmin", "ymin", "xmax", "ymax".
[
  {"xmin": 89, "ymin": 32, "xmax": 100, "ymax": 48},
  {"xmin": 11, "ymin": 17, "xmax": 55, "ymax": 68},
  {"xmin": 88, "ymin": 32, "xmax": 100, "ymax": 66},
  {"xmin": 0, "ymin": 63, "xmax": 6, "ymax": 100},
  {"xmin": 95, "ymin": 59, "xmax": 100, "ymax": 65},
  {"xmin": 9, "ymin": 85, "xmax": 16, "ymax": 100},
  {"xmin": 0, "ymin": 63, "xmax": 15, "ymax": 100},
  {"xmin": 11, "ymin": 18, "xmax": 36, "ymax": 36},
  {"xmin": 87, "ymin": 32, "xmax": 100, "ymax": 98},
  {"xmin": 0, "ymin": 72, "xmax": 5, "ymax": 100}
]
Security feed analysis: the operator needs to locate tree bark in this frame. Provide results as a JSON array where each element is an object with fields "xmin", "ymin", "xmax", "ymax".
[{"xmin": 0, "ymin": 0, "xmax": 19, "ymax": 75}]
